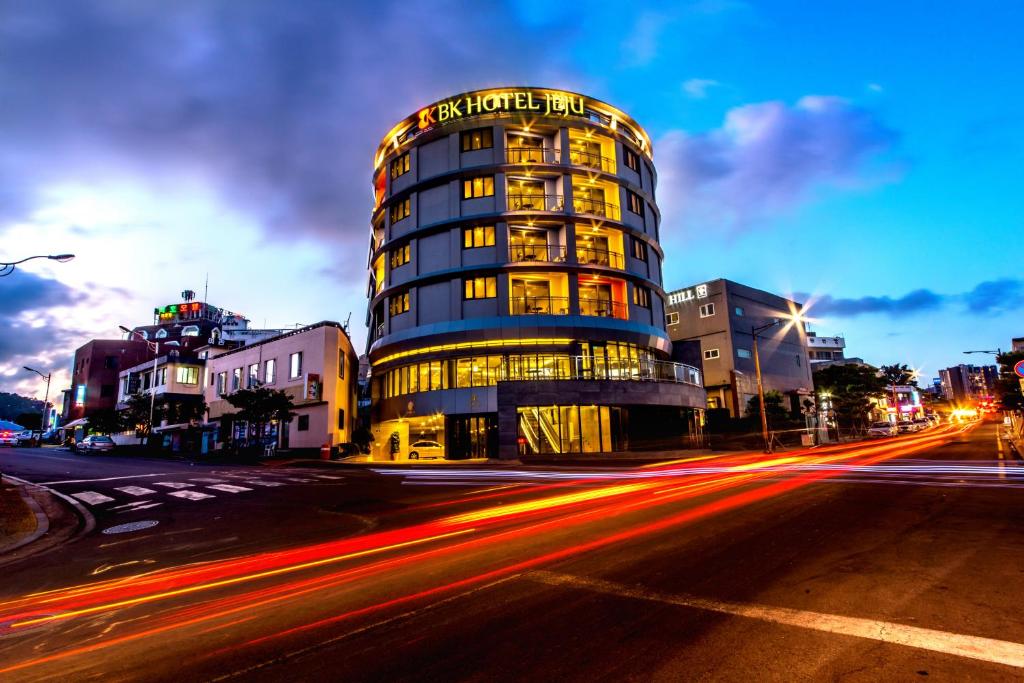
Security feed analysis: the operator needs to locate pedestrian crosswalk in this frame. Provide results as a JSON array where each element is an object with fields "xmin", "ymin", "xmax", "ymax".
[{"xmin": 58, "ymin": 471, "xmax": 346, "ymax": 511}]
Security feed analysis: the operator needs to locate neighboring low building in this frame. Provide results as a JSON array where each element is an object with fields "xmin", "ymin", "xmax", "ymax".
[
  {"xmin": 64, "ymin": 339, "xmax": 154, "ymax": 424},
  {"xmin": 806, "ymin": 332, "xmax": 847, "ymax": 364},
  {"xmin": 203, "ymin": 321, "xmax": 358, "ymax": 454},
  {"xmin": 666, "ymin": 278, "xmax": 813, "ymax": 418}
]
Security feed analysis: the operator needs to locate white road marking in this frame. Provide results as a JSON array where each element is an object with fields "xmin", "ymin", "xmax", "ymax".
[
  {"xmin": 40, "ymin": 473, "xmax": 178, "ymax": 485},
  {"xmin": 280, "ymin": 477, "xmax": 315, "ymax": 483},
  {"xmin": 119, "ymin": 502, "xmax": 163, "ymax": 512},
  {"xmin": 168, "ymin": 490, "xmax": 215, "ymax": 501},
  {"xmin": 70, "ymin": 491, "xmax": 115, "ymax": 505},
  {"xmin": 206, "ymin": 484, "xmax": 253, "ymax": 493},
  {"xmin": 312, "ymin": 474, "xmax": 343, "ymax": 480},
  {"xmin": 528, "ymin": 571, "xmax": 1024, "ymax": 670},
  {"xmin": 153, "ymin": 481, "xmax": 193, "ymax": 489},
  {"xmin": 190, "ymin": 477, "xmax": 228, "ymax": 484},
  {"xmin": 115, "ymin": 486, "xmax": 157, "ymax": 496},
  {"xmin": 239, "ymin": 479, "xmax": 284, "ymax": 487},
  {"xmin": 109, "ymin": 500, "xmax": 152, "ymax": 510}
]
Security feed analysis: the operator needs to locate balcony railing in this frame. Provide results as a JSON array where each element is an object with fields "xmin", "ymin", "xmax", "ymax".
[
  {"xmin": 509, "ymin": 244, "xmax": 567, "ymax": 263},
  {"xmin": 507, "ymin": 193, "xmax": 564, "ymax": 212},
  {"xmin": 501, "ymin": 355, "xmax": 702, "ymax": 387},
  {"xmin": 568, "ymin": 149, "xmax": 616, "ymax": 173},
  {"xmin": 579, "ymin": 298, "xmax": 628, "ymax": 320},
  {"xmin": 575, "ymin": 247, "xmax": 624, "ymax": 269},
  {"xmin": 510, "ymin": 295, "xmax": 570, "ymax": 315},
  {"xmin": 506, "ymin": 147, "xmax": 559, "ymax": 164},
  {"xmin": 573, "ymin": 196, "xmax": 621, "ymax": 221}
]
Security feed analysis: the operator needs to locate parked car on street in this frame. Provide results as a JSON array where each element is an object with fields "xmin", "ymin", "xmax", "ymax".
[
  {"xmin": 75, "ymin": 435, "xmax": 116, "ymax": 453},
  {"xmin": 408, "ymin": 440, "xmax": 444, "ymax": 460},
  {"xmin": 0, "ymin": 429, "xmax": 18, "ymax": 447},
  {"xmin": 912, "ymin": 418, "xmax": 930, "ymax": 431},
  {"xmin": 867, "ymin": 422, "xmax": 897, "ymax": 438},
  {"xmin": 896, "ymin": 421, "xmax": 916, "ymax": 434}
]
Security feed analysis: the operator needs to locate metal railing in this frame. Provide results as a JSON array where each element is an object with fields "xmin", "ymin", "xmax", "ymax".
[
  {"xmin": 575, "ymin": 247, "xmax": 624, "ymax": 269},
  {"xmin": 507, "ymin": 193, "xmax": 564, "ymax": 212},
  {"xmin": 509, "ymin": 244, "xmax": 567, "ymax": 263},
  {"xmin": 568, "ymin": 149, "xmax": 616, "ymax": 173},
  {"xmin": 510, "ymin": 295, "xmax": 570, "ymax": 315},
  {"xmin": 506, "ymin": 147, "xmax": 559, "ymax": 164},
  {"xmin": 573, "ymin": 196, "xmax": 621, "ymax": 221},
  {"xmin": 579, "ymin": 298, "xmax": 628, "ymax": 319},
  {"xmin": 501, "ymin": 354, "xmax": 702, "ymax": 387}
]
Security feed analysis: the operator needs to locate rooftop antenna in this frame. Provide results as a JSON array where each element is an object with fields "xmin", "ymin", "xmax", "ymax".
[
  {"xmin": 344, "ymin": 312, "xmax": 352, "ymax": 333},
  {"xmin": 203, "ymin": 273, "xmax": 209, "ymax": 304}
]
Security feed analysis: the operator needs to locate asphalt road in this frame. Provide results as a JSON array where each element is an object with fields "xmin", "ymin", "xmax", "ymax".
[{"xmin": 1, "ymin": 422, "xmax": 1022, "ymax": 682}]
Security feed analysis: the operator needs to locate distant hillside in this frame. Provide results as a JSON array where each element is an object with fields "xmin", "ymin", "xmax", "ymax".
[{"xmin": 0, "ymin": 392, "xmax": 44, "ymax": 421}]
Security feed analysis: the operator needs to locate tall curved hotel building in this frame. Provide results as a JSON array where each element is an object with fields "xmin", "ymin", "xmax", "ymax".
[{"xmin": 366, "ymin": 87, "xmax": 705, "ymax": 460}]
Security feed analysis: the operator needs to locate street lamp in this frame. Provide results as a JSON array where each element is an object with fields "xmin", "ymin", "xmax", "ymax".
[
  {"xmin": 1, "ymin": 254, "xmax": 75, "ymax": 277},
  {"xmin": 751, "ymin": 319, "xmax": 782, "ymax": 453},
  {"xmin": 23, "ymin": 366, "xmax": 52, "ymax": 437},
  {"xmin": 119, "ymin": 325, "xmax": 177, "ymax": 438}
]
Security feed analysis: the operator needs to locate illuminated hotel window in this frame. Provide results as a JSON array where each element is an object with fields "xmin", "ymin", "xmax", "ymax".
[
  {"xmin": 463, "ymin": 225, "xmax": 495, "ymax": 248},
  {"xmin": 389, "ymin": 292, "xmax": 410, "ymax": 316},
  {"xmin": 464, "ymin": 276, "xmax": 497, "ymax": 300},
  {"xmin": 390, "ymin": 244, "xmax": 410, "ymax": 268},
  {"xmin": 461, "ymin": 127, "xmax": 493, "ymax": 152},
  {"xmin": 176, "ymin": 366, "xmax": 199, "ymax": 385},
  {"xmin": 623, "ymin": 147, "xmax": 640, "ymax": 173},
  {"xmin": 390, "ymin": 198, "xmax": 411, "ymax": 223},
  {"xmin": 626, "ymin": 190, "xmax": 644, "ymax": 217},
  {"xmin": 631, "ymin": 237, "xmax": 647, "ymax": 262},
  {"xmin": 390, "ymin": 152, "xmax": 410, "ymax": 179},
  {"xmin": 633, "ymin": 285, "xmax": 651, "ymax": 308},
  {"xmin": 181, "ymin": 325, "xmax": 200, "ymax": 336},
  {"xmin": 462, "ymin": 176, "xmax": 495, "ymax": 199}
]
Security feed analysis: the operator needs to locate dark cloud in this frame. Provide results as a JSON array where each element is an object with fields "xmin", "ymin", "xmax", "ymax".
[
  {"xmin": 0, "ymin": 1, "xmax": 578, "ymax": 244},
  {"xmin": 802, "ymin": 278, "xmax": 1024, "ymax": 318},
  {"xmin": 0, "ymin": 270, "xmax": 85, "ymax": 316},
  {"xmin": 657, "ymin": 96, "xmax": 900, "ymax": 234}
]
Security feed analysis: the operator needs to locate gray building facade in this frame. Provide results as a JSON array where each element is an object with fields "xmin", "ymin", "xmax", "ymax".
[
  {"xmin": 365, "ymin": 87, "xmax": 706, "ymax": 460},
  {"xmin": 665, "ymin": 279, "xmax": 813, "ymax": 418}
]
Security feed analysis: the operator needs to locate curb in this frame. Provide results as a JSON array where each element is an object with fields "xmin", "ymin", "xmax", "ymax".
[
  {"xmin": 0, "ymin": 478, "xmax": 50, "ymax": 555},
  {"xmin": 2, "ymin": 474, "xmax": 96, "ymax": 541}
]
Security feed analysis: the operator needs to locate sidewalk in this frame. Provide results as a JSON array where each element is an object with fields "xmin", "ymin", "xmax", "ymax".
[{"xmin": 0, "ymin": 476, "xmax": 48, "ymax": 555}]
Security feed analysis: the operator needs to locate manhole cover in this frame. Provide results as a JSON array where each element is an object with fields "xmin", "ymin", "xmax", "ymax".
[{"xmin": 101, "ymin": 520, "xmax": 159, "ymax": 535}]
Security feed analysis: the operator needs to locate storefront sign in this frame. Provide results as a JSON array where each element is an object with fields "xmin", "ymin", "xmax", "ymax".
[
  {"xmin": 418, "ymin": 90, "xmax": 587, "ymax": 130},
  {"xmin": 668, "ymin": 283, "xmax": 709, "ymax": 305}
]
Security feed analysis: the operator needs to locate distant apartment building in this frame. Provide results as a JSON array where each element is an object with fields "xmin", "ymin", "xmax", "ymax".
[
  {"xmin": 204, "ymin": 322, "xmax": 358, "ymax": 453},
  {"xmin": 939, "ymin": 364, "xmax": 998, "ymax": 402},
  {"xmin": 665, "ymin": 279, "xmax": 813, "ymax": 418}
]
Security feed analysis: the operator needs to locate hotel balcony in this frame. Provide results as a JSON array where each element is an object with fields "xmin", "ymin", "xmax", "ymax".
[
  {"xmin": 509, "ymin": 295, "xmax": 570, "ymax": 315},
  {"xmin": 567, "ymin": 148, "xmax": 616, "ymax": 173},
  {"xmin": 579, "ymin": 298, "xmax": 628, "ymax": 319},
  {"xmin": 507, "ymin": 193, "xmax": 564, "ymax": 212},
  {"xmin": 506, "ymin": 147, "xmax": 559, "ymax": 165},
  {"xmin": 575, "ymin": 246, "xmax": 624, "ymax": 269},
  {"xmin": 509, "ymin": 243, "xmax": 567, "ymax": 263},
  {"xmin": 573, "ymin": 196, "xmax": 620, "ymax": 221}
]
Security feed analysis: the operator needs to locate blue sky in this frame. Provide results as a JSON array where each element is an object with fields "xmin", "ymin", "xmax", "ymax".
[{"xmin": 2, "ymin": 0, "xmax": 1022, "ymax": 398}]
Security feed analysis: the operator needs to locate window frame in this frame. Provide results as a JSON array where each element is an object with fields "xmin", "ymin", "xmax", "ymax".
[
  {"xmin": 737, "ymin": 348, "xmax": 752, "ymax": 359},
  {"xmin": 389, "ymin": 292, "xmax": 410, "ymax": 317},
  {"xmin": 462, "ymin": 225, "xmax": 495, "ymax": 248},
  {"xmin": 390, "ymin": 152, "xmax": 410, "ymax": 180},
  {"xmin": 665, "ymin": 311, "xmax": 679, "ymax": 325},
  {"xmin": 632, "ymin": 285, "xmax": 651, "ymax": 309},
  {"xmin": 462, "ymin": 176, "xmax": 495, "ymax": 200},
  {"xmin": 289, "ymin": 351, "xmax": 303, "ymax": 380},
  {"xmin": 389, "ymin": 197, "xmax": 411, "ymax": 223},
  {"xmin": 463, "ymin": 276, "xmax": 497, "ymax": 300},
  {"xmin": 623, "ymin": 147, "xmax": 640, "ymax": 173},
  {"xmin": 631, "ymin": 237, "xmax": 648, "ymax": 262},
  {"xmin": 703, "ymin": 348, "xmax": 720, "ymax": 360},
  {"xmin": 460, "ymin": 127, "xmax": 494, "ymax": 152},
  {"xmin": 699, "ymin": 302, "xmax": 716, "ymax": 318},
  {"xmin": 626, "ymin": 190, "xmax": 645, "ymax": 216},
  {"xmin": 264, "ymin": 358, "xmax": 276, "ymax": 385},
  {"xmin": 390, "ymin": 243, "xmax": 411, "ymax": 269}
]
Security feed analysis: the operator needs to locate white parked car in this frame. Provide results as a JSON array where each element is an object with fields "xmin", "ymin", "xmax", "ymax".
[
  {"xmin": 897, "ymin": 421, "xmax": 917, "ymax": 434},
  {"xmin": 867, "ymin": 422, "xmax": 897, "ymax": 438},
  {"xmin": 408, "ymin": 440, "xmax": 444, "ymax": 460},
  {"xmin": 76, "ymin": 435, "xmax": 116, "ymax": 453}
]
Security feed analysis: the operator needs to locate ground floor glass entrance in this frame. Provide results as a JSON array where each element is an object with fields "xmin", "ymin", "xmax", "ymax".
[{"xmin": 517, "ymin": 405, "xmax": 623, "ymax": 455}]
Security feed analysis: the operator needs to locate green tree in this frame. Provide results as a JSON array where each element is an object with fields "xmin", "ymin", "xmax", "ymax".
[
  {"xmin": 995, "ymin": 350, "xmax": 1024, "ymax": 411},
  {"xmin": 880, "ymin": 363, "xmax": 918, "ymax": 387},
  {"xmin": 814, "ymin": 364, "xmax": 888, "ymax": 430},
  {"xmin": 120, "ymin": 392, "xmax": 156, "ymax": 435},
  {"xmin": 87, "ymin": 407, "xmax": 124, "ymax": 435},
  {"xmin": 224, "ymin": 387, "xmax": 296, "ymax": 449},
  {"xmin": 13, "ymin": 412, "xmax": 42, "ymax": 430},
  {"xmin": 745, "ymin": 390, "xmax": 789, "ymax": 425}
]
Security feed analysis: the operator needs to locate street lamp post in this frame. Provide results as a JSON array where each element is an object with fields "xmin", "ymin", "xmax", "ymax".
[
  {"xmin": 752, "ymin": 319, "xmax": 783, "ymax": 453},
  {"xmin": 23, "ymin": 366, "xmax": 52, "ymax": 440},
  {"xmin": 0, "ymin": 254, "xmax": 75, "ymax": 277}
]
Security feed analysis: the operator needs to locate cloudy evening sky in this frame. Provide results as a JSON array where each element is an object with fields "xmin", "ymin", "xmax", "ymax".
[{"xmin": 2, "ymin": 0, "xmax": 1022, "ymax": 399}]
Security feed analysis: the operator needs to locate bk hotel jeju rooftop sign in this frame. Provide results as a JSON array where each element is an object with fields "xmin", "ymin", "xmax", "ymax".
[{"xmin": 375, "ymin": 87, "xmax": 652, "ymax": 168}]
